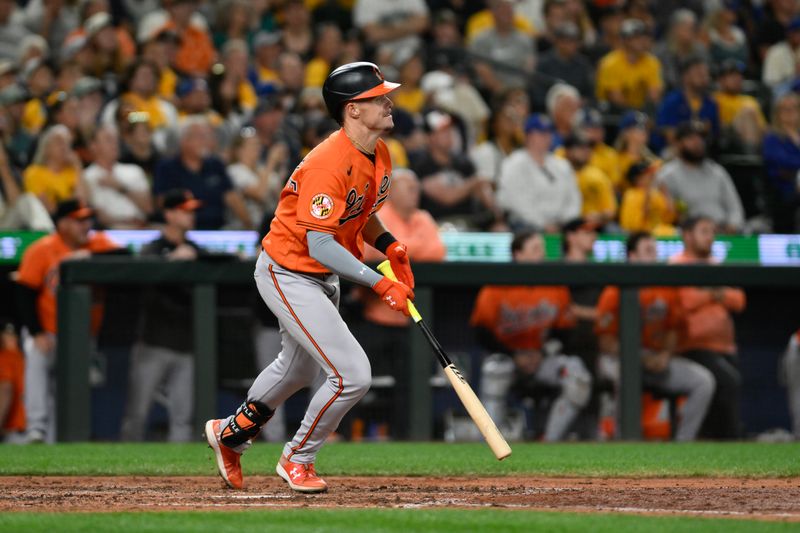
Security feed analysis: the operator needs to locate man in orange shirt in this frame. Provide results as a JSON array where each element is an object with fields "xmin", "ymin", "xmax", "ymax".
[
  {"xmin": 470, "ymin": 231, "xmax": 592, "ymax": 441},
  {"xmin": 205, "ymin": 62, "xmax": 414, "ymax": 493},
  {"xmin": 0, "ymin": 321, "xmax": 25, "ymax": 443},
  {"xmin": 163, "ymin": 0, "xmax": 216, "ymax": 76},
  {"xmin": 358, "ymin": 167, "xmax": 446, "ymax": 439},
  {"xmin": 15, "ymin": 199, "xmax": 119, "ymax": 443},
  {"xmin": 669, "ymin": 216, "xmax": 746, "ymax": 439},
  {"xmin": 595, "ymin": 232, "xmax": 715, "ymax": 441}
]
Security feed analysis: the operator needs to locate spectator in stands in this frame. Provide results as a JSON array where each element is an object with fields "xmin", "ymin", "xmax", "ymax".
[
  {"xmin": 574, "ymin": 107, "xmax": 621, "ymax": 191},
  {"xmin": 533, "ymin": 0, "xmax": 569, "ymax": 55},
  {"xmin": 358, "ymin": 168, "xmax": 446, "ymax": 439},
  {"xmin": 614, "ymin": 110, "xmax": 658, "ymax": 193},
  {"xmin": 704, "ymin": 3, "xmax": 750, "ymax": 67},
  {"xmin": 353, "ymin": 0, "xmax": 429, "ymax": 65},
  {"xmin": 469, "ymin": 0, "xmax": 535, "ymax": 96},
  {"xmin": 546, "ymin": 83, "xmax": 581, "ymax": 148},
  {"xmin": 226, "ymin": 126, "xmax": 286, "ymax": 230},
  {"xmin": 153, "ymin": 115, "xmax": 252, "ymax": 230},
  {"xmin": 83, "ymin": 124, "xmax": 152, "ymax": 229},
  {"xmin": 763, "ymin": 17, "xmax": 800, "ymax": 92},
  {"xmin": 536, "ymin": 22, "xmax": 594, "ymax": 102},
  {"xmin": 595, "ymin": 18, "xmax": 663, "ymax": 111},
  {"xmin": 82, "ymin": 11, "xmax": 130, "ymax": 82},
  {"xmin": 22, "ymin": 0, "xmax": 80, "ymax": 51},
  {"xmin": 714, "ymin": 59, "xmax": 767, "ymax": 154},
  {"xmin": 0, "ymin": 143, "xmax": 52, "ymax": 230},
  {"xmin": 656, "ymin": 121, "xmax": 745, "ymax": 232},
  {"xmin": 425, "ymin": 8, "xmax": 467, "ymax": 74},
  {"xmin": 249, "ymin": 94, "xmax": 300, "ymax": 171},
  {"xmin": 21, "ymin": 59, "xmax": 55, "ymax": 135},
  {"xmin": 762, "ymin": 91, "xmax": 800, "ymax": 233},
  {"xmin": 391, "ymin": 48, "xmax": 426, "ymax": 116},
  {"xmin": 23, "ymin": 125, "xmax": 86, "ymax": 215},
  {"xmin": 120, "ymin": 189, "xmax": 206, "ymax": 442},
  {"xmin": 655, "ymin": 55, "xmax": 720, "ymax": 153},
  {"xmin": 410, "ymin": 109, "xmax": 497, "ymax": 230},
  {"xmin": 16, "ymin": 198, "xmax": 120, "ymax": 443},
  {"xmin": 160, "ymin": 0, "xmax": 216, "ymax": 76},
  {"xmin": 595, "ymin": 231, "xmax": 715, "ymax": 441},
  {"xmin": 101, "ymin": 59, "xmax": 179, "ymax": 153},
  {"xmin": 670, "ymin": 216, "xmax": 746, "ymax": 439},
  {"xmin": 247, "ymin": 31, "xmax": 283, "ymax": 98},
  {"xmin": 471, "ymin": 230, "xmax": 592, "ymax": 441},
  {"xmin": 209, "ymin": 39, "xmax": 258, "ymax": 121},
  {"xmin": 73, "ymin": 77, "xmax": 106, "ymax": 156},
  {"xmin": 0, "ymin": 60, "xmax": 16, "ymax": 91},
  {"xmin": 0, "ymin": 321, "xmax": 25, "ymax": 443},
  {"xmin": 585, "ymin": 4, "xmax": 624, "ymax": 64},
  {"xmin": 137, "ymin": 20, "xmax": 180, "ymax": 102},
  {"xmin": 653, "ymin": 9, "xmax": 708, "ymax": 90},
  {"xmin": 280, "ymin": 0, "xmax": 313, "ymax": 59},
  {"xmin": 0, "ymin": 83, "xmax": 36, "ymax": 170},
  {"xmin": 498, "ymin": 113, "xmax": 581, "ymax": 232},
  {"xmin": 175, "ymin": 77, "xmax": 222, "ymax": 132},
  {"xmin": 211, "ymin": 0, "xmax": 257, "ymax": 52},
  {"xmin": 0, "ymin": 0, "xmax": 30, "ymax": 63},
  {"xmin": 561, "ymin": 132, "xmax": 617, "ymax": 229},
  {"xmin": 117, "ymin": 107, "xmax": 161, "ymax": 182},
  {"xmin": 619, "ymin": 160, "xmax": 676, "ymax": 236},
  {"xmin": 304, "ymin": 23, "xmax": 343, "ymax": 89},
  {"xmin": 275, "ymin": 52, "xmax": 307, "ymax": 111},
  {"xmin": 756, "ymin": 0, "xmax": 797, "ymax": 59},
  {"xmin": 470, "ymin": 101, "xmax": 523, "ymax": 185}
]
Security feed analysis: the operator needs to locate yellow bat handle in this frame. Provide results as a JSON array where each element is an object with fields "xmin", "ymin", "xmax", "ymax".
[{"xmin": 377, "ymin": 260, "xmax": 422, "ymax": 322}]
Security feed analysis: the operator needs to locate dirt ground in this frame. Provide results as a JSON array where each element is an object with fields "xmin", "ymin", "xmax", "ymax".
[{"xmin": 2, "ymin": 475, "xmax": 800, "ymax": 521}]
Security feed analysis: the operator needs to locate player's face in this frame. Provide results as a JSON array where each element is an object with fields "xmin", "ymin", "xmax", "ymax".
[
  {"xmin": 355, "ymin": 94, "xmax": 394, "ymax": 132},
  {"xmin": 630, "ymin": 237, "xmax": 657, "ymax": 263},
  {"xmin": 514, "ymin": 235, "xmax": 545, "ymax": 263},
  {"xmin": 687, "ymin": 220, "xmax": 715, "ymax": 258},
  {"xmin": 60, "ymin": 217, "xmax": 92, "ymax": 247}
]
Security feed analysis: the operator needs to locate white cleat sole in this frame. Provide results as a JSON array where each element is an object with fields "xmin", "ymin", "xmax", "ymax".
[{"xmin": 276, "ymin": 463, "xmax": 328, "ymax": 493}]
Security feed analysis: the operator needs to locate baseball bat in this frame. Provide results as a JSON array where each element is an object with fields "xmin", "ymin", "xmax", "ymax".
[{"xmin": 377, "ymin": 260, "xmax": 512, "ymax": 461}]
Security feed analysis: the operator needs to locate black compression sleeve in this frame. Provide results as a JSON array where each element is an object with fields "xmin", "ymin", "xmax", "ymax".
[{"xmin": 374, "ymin": 232, "xmax": 397, "ymax": 254}]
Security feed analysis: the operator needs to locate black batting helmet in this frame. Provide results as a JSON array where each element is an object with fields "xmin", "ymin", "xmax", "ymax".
[{"xmin": 322, "ymin": 62, "xmax": 400, "ymax": 124}]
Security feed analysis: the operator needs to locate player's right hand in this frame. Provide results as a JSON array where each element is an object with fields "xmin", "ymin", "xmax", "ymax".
[{"xmin": 372, "ymin": 276, "xmax": 414, "ymax": 316}]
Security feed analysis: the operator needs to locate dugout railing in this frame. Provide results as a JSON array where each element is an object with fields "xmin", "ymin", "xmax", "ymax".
[{"xmin": 56, "ymin": 259, "xmax": 800, "ymax": 442}]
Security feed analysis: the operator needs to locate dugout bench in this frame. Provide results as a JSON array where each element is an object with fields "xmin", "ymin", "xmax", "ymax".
[{"xmin": 57, "ymin": 259, "xmax": 800, "ymax": 442}]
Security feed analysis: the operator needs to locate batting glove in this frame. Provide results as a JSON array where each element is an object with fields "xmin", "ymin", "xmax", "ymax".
[
  {"xmin": 386, "ymin": 241, "xmax": 414, "ymax": 289},
  {"xmin": 372, "ymin": 276, "xmax": 414, "ymax": 316}
]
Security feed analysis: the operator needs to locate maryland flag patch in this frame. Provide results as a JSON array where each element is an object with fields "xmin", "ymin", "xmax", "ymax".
[{"xmin": 310, "ymin": 193, "xmax": 334, "ymax": 219}]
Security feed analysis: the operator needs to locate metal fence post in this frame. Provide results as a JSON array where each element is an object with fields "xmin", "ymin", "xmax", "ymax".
[
  {"xmin": 193, "ymin": 284, "xmax": 217, "ymax": 436},
  {"xmin": 408, "ymin": 286, "xmax": 433, "ymax": 440},
  {"xmin": 619, "ymin": 287, "xmax": 642, "ymax": 439},
  {"xmin": 56, "ymin": 284, "xmax": 91, "ymax": 441}
]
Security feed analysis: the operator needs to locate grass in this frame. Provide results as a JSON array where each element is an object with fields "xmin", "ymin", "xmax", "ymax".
[
  {"xmin": 0, "ymin": 441, "xmax": 798, "ymax": 477},
  {"xmin": 0, "ymin": 509, "xmax": 797, "ymax": 533}
]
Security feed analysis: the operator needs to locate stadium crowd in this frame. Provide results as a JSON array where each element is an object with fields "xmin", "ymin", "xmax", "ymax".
[{"xmin": 0, "ymin": 0, "xmax": 799, "ymax": 443}]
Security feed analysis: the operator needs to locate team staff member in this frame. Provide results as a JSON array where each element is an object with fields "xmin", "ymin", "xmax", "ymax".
[
  {"xmin": 15, "ymin": 199, "xmax": 119, "ymax": 443},
  {"xmin": 206, "ymin": 62, "xmax": 414, "ymax": 493},
  {"xmin": 595, "ymin": 232, "xmax": 715, "ymax": 441},
  {"xmin": 470, "ymin": 231, "xmax": 592, "ymax": 442}
]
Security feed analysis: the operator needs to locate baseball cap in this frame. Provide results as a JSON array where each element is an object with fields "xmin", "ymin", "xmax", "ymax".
[
  {"xmin": 626, "ymin": 159, "xmax": 660, "ymax": 183},
  {"xmin": 0, "ymin": 60, "xmax": 17, "ymax": 78},
  {"xmin": 675, "ymin": 120, "xmax": 706, "ymax": 140},
  {"xmin": 253, "ymin": 94, "xmax": 284, "ymax": 115},
  {"xmin": 84, "ymin": 12, "xmax": 113, "ymax": 38},
  {"xmin": 678, "ymin": 54, "xmax": 706, "ymax": 75},
  {"xmin": 553, "ymin": 22, "xmax": 580, "ymax": 40},
  {"xmin": 620, "ymin": 18, "xmax": 649, "ymax": 38},
  {"xmin": 562, "ymin": 217, "xmax": 598, "ymax": 234},
  {"xmin": 524, "ymin": 113, "xmax": 553, "ymax": 134},
  {"xmin": 253, "ymin": 30, "xmax": 282, "ymax": 49},
  {"xmin": 576, "ymin": 107, "xmax": 603, "ymax": 128},
  {"xmin": 53, "ymin": 199, "xmax": 94, "ymax": 223},
  {"xmin": 618, "ymin": 110, "xmax": 649, "ymax": 130},
  {"xmin": 423, "ymin": 110, "xmax": 452, "ymax": 132},
  {"xmin": 163, "ymin": 189, "xmax": 203, "ymax": 211},
  {"xmin": 71, "ymin": 76, "xmax": 103, "ymax": 98},
  {"xmin": 176, "ymin": 77, "xmax": 209, "ymax": 98},
  {"xmin": 787, "ymin": 17, "xmax": 800, "ymax": 32},
  {"xmin": 0, "ymin": 83, "xmax": 28, "ymax": 106},
  {"xmin": 717, "ymin": 58, "xmax": 745, "ymax": 77}
]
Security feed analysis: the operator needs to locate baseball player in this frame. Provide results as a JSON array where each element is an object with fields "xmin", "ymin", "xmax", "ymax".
[
  {"xmin": 15, "ymin": 199, "xmax": 119, "ymax": 443},
  {"xmin": 205, "ymin": 62, "xmax": 414, "ymax": 492},
  {"xmin": 470, "ymin": 231, "xmax": 593, "ymax": 441},
  {"xmin": 595, "ymin": 232, "xmax": 715, "ymax": 441}
]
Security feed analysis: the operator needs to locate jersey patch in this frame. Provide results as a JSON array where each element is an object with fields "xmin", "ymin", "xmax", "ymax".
[{"xmin": 310, "ymin": 194, "xmax": 334, "ymax": 219}]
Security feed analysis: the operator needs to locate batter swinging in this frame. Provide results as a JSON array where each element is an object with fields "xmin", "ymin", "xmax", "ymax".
[{"xmin": 205, "ymin": 62, "xmax": 415, "ymax": 493}]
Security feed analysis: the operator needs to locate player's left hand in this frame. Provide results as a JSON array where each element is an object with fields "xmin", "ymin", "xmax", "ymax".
[{"xmin": 386, "ymin": 241, "xmax": 414, "ymax": 289}]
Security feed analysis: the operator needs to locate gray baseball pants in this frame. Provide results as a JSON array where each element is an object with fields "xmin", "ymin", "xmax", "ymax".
[{"xmin": 248, "ymin": 250, "xmax": 372, "ymax": 464}]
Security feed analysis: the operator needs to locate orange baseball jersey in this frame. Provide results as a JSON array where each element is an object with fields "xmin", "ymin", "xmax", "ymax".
[
  {"xmin": 470, "ymin": 286, "xmax": 575, "ymax": 351},
  {"xmin": 262, "ymin": 129, "xmax": 392, "ymax": 273},
  {"xmin": 595, "ymin": 286, "xmax": 681, "ymax": 352},
  {"xmin": 16, "ymin": 232, "xmax": 118, "ymax": 334},
  {"xmin": 0, "ymin": 346, "xmax": 25, "ymax": 432}
]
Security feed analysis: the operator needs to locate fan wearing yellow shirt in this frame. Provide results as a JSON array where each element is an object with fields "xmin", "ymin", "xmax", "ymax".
[
  {"xmin": 568, "ymin": 108, "xmax": 622, "ymax": 190},
  {"xmin": 619, "ymin": 160, "xmax": 676, "ymax": 236},
  {"xmin": 23, "ymin": 125, "xmax": 86, "ymax": 214},
  {"xmin": 713, "ymin": 59, "xmax": 766, "ymax": 151},
  {"xmin": 596, "ymin": 19, "xmax": 663, "ymax": 110},
  {"xmin": 561, "ymin": 132, "xmax": 617, "ymax": 228},
  {"xmin": 614, "ymin": 111, "xmax": 658, "ymax": 193},
  {"xmin": 390, "ymin": 50, "xmax": 426, "ymax": 115},
  {"xmin": 304, "ymin": 24, "xmax": 343, "ymax": 88}
]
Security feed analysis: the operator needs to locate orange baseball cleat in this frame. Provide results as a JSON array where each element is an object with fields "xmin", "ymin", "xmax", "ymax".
[
  {"xmin": 205, "ymin": 419, "xmax": 243, "ymax": 489},
  {"xmin": 276, "ymin": 454, "xmax": 328, "ymax": 493}
]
